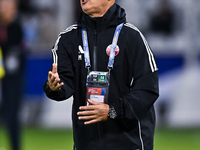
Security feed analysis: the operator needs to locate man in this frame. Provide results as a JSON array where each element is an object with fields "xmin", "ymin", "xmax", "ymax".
[
  {"xmin": 43, "ymin": 0, "xmax": 159, "ymax": 150},
  {"xmin": 0, "ymin": 0, "xmax": 26, "ymax": 150}
]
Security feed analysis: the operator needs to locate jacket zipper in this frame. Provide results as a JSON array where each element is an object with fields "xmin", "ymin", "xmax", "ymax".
[
  {"xmin": 97, "ymin": 122, "xmax": 103, "ymax": 149},
  {"xmin": 93, "ymin": 30, "xmax": 97, "ymax": 71},
  {"xmin": 93, "ymin": 29, "xmax": 104, "ymax": 148}
]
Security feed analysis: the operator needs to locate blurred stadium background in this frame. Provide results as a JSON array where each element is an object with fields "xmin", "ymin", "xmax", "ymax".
[{"xmin": 0, "ymin": 0, "xmax": 200, "ymax": 149}]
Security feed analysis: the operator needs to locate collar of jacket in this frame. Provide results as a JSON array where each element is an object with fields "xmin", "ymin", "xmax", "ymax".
[{"xmin": 77, "ymin": 3, "xmax": 126, "ymax": 32}]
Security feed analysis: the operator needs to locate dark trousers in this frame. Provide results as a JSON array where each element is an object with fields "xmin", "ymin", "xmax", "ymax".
[{"xmin": 1, "ymin": 73, "xmax": 24, "ymax": 150}]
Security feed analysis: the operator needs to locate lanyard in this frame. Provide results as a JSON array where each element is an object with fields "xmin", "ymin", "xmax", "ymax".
[{"xmin": 82, "ymin": 23, "xmax": 124, "ymax": 70}]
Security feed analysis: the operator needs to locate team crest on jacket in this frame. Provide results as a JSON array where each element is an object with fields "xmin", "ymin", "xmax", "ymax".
[{"xmin": 106, "ymin": 44, "xmax": 119, "ymax": 56}]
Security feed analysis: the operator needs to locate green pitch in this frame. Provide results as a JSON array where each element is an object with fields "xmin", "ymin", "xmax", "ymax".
[
  {"xmin": 0, "ymin": 126, "xmax": 73, "ymax": 150},
  {"xmin": 154, "ymin": 128, "xmax": 200, "ymax": 150},
  {"xmin": 0, "ymin": 126, "xmax": 200, "ymax": 150}
]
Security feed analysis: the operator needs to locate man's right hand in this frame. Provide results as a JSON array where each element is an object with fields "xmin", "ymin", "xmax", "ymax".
[{"xmin": 47, "ymin": 63, "xmax": 64, "ymax": 91}]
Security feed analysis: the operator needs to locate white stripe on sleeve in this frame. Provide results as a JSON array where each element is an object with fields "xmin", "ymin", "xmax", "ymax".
[
  {"xmin": 51, "ymin": 24, "xmax": 78, "ymax": 65},
  {"xmin": 124, "ymin": 23, "xmax": 158, "ymax": 72}
]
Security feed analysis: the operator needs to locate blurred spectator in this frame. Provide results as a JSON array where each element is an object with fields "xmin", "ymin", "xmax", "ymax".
[
  {"xmin": 149, "ymin": 0, "xmax": 175, "ymax": 35},
  {"xmin": 36, "ymin": 1, "xmax": 58, "ymax": 49},
  {"xmin": 0, "ymin": 46, "xmax": 5, "ymax": 125},
  {"xmin": 73, "ymin": 0, "xmax": 82, "ymax": 22},
  {"xmin": 0, "ymin": 0, "xmax": 26, "ymax": 150},
  {"xmin": 0, "ymin": 47, "xmax": 5, "ymax": 80},
  {"xmin": 18, "ymin": 0, "xmax": 39, "ymax": 50},
  {"xmin": 18, "ymin": 0, "xmax": 36, "ymax": 14},
  {"xmin": 20, "ymin": 0, "xmax": 58, "ymax": 52}
]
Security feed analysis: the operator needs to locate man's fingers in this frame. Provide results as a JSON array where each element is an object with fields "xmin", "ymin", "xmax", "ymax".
[
  {"xmin": 48, "ymin": 76, "xmax": 64, "ymax": 91},
  {"xmin": 48, "ymin": 71, "xmax": 56, "ymax": 83},
  {"xmin": 77, "ymin": 110, "xmax": 96, "ymax": 116},
  {"xmin": 52, "ymin": 77, "xmax": 60, "ymax": 86},
  {"xmin": 87, "ymin": 99, "xmax": 100, "ymax": 105},
  {"xmin": 79, "ymin": 105, "xmax": 97, "ymax": 111},
  {"xmin": 78, "ymin": 115, "xmax": 96, "ymax": 121},
  {"xmin": 48, "ymin": 71, "xmax": 52, "ymax": 78},
  {"xmin": 52, "ymin": 63, "xmax": 57, "ymax": 74},
  {"xmin": 84, "ymin": 119, "xmax": 99, "ymax": 125},
  {"xmin": 47, "ymin": 64, "xmax": 64, "ymax": 91},
  {"xmin": 79, "ymin": 100, "xmax": 103, "ymax": 111},
  {"xmin": 50, "ymin": 82, "xmax": 64, "ymax": 91},
  {"xmin": 54, "ymin": 82, "xmax": 64, "ymax": 90},
  {"xmin": 57, "ymin": 82, "xmax": 64, "ymax": 89}
]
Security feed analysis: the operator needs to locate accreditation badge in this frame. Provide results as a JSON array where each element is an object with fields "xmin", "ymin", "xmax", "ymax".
[{"xmin": 86, "ymin": 71, "xmax": 110, "ymax": 105}]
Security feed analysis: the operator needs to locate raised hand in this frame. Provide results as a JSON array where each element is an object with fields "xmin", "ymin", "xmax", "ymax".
[{"xmin": 47, "ymin": 63, "xmax": 64, "ymax": 91}]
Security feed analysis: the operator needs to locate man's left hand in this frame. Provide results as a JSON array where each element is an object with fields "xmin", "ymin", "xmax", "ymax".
[{"xmin": 77, "ymin": 100, "xmax": 109, "ymax": 125}]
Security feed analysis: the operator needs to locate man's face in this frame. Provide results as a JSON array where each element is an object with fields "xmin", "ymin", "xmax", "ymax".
[
  {"xmin": 80, "ymin": 0, "xmax": 112, "ymax": 17},
  {"xmin": 0, "ymin": 0, "xmax": 17, "ymax": 25}
]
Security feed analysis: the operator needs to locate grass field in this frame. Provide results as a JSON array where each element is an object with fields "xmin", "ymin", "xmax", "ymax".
[{"xmin": 0, "ymin": 126, "xmax": 200, "ymax": 150}]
